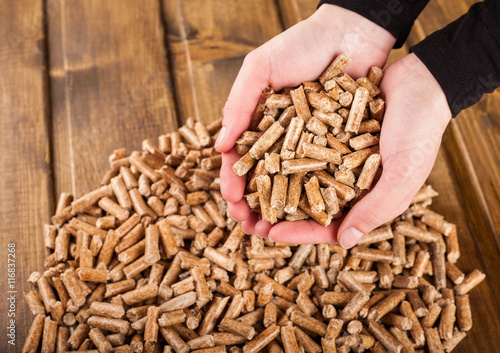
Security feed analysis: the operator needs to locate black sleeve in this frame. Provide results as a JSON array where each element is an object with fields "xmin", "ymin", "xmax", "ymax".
[
  {"xmin": 318, "ymin": 0, "xmax": 429, "ymax": 48},
  {"xmin": 411, "ymin": 0, "xmax": 500, "ymax": 117}
]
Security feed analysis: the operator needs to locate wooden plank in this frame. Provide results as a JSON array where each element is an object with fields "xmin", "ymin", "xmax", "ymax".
[
  {"xmin": 0, "ymin": 1, "xmax": 52, "ymax": 351},
  {"xmin": 455, "ymin": 96, "xmax": 500, "ymax": 246},
  {"xmin": 162, "ymin": 0, "xmax": 283, "ymax": 123},
  {"xmin": 48, "ymin": 0, "xmax": 178, "ymax": 197},
  {"xmin": 277, "ymin": 0, "xmax": 317, "ymax": 29}
]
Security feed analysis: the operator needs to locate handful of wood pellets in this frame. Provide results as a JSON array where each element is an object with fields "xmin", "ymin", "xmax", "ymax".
[
  {"xmin": 233, "ymin": 54, "xmax": 384, "ymax": 226},
  {"xmin": 23, "ymin": 118, "xmax": 485, "ymax": 353}
]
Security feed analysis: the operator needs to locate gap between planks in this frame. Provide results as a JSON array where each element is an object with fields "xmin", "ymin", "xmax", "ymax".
[{"xmin": 161, "ymin": 0, "xmax": 202, "ymax": 123}]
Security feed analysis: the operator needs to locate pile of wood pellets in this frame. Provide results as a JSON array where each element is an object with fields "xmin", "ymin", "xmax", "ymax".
[
  {"xmin": 233, "ymin": 54, "xmax": 384, "ymax": 226},
  {"xmin": 23, "ymin": 102, "xmax": 484, "ymax": 353}
]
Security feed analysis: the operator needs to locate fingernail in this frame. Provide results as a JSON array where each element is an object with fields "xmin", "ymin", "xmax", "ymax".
[
  {"xmin": 340, "ymin": 227, "xmax": 364, "ymax": 249},
  {"xmin": 214, "ymin": 126, "xmax": 227, "ymax": 149}
]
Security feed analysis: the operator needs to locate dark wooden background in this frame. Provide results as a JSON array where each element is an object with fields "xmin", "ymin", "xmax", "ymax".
[{"xmin": 0, "ymin": 0, "xmax": 499, "ymax": 352}]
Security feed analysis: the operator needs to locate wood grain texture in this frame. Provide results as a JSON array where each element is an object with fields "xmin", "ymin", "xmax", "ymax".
[
  {"xmin": 0, "ymin": 1, "xmax": 52, "ymax": 351},
  {"xmin": 442, "ymin": 123, "xmax": 500, "ymax": 300},
  {"xmin": 456, "ymin": 96, "xmax": 500, "ymax": 248},
  {"xmin": 48, "ymin": 0, "xmax": 178, "ymax": 197},
  {"xmin": 162, "ymin": 0, "xmax": 283, "ymax": 123},
  {"xmin": 427, "ymin": 144, "xmax": 500, "ymax": 352}
]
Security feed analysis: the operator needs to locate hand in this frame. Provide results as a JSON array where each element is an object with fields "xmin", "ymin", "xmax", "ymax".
[
  {"xmin": 270, "ymin": 53, "xmax": 452, "ymax": 247},
  {"xmin": 215, "ymin": 4, "xmax": 396, "ymax": 236}
]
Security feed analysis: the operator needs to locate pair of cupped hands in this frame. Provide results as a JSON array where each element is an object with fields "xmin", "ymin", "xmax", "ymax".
[{"xmin": 214, "ymin": 5, "xmax": 452, "ymax": 248}]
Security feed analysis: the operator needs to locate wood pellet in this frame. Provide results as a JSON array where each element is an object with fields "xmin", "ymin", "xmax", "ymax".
[
  {"xmin": 233, "ymin": 54, "xmax": 384, "ymax": 226},
  {"xmin": 24, "ymin": 118, "xmax": 485, "ymax": 353}
]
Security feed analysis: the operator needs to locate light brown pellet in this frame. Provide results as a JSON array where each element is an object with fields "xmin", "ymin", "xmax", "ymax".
[
  {"xmin": 160, "ymin": 327, "xmax": 190, "ymax": 353},
  {"xmin": 304, "ymin": 176, "xmax": 326, "ymax": 213},
  {"xmin": 400, "ymin": 301, "xmax": 425, "ymax": 347},
  {"xmin": 367, "ymin": 319, "xmax": 403, "ymax": 353},
  {"xmin": 424, "ymin": 327, "xmax": 445, "ymax": 353},
  {"xmin": 198, "ymin": 296, "xmax": 230, "ymax": 336},
  {"xmin": 454, "ymin": 270, "xmax": 485, "ymax": 295},
  {"xmin": 367, "ymin": 291, "xmax": 406, "ymax": 321},
  {"xmin": 455, "ymin": 294, "xmax": 472, "ymax": 331},
  {"xmin": 282, "ymin": 158, "xmax": 328, "ymax": 175},
  {"xmin": 41, "ymin": 316, "xmax": 57, "ymax": 353},
  {"xmin": 89, "ymin": 327, "xmax": 113, "ymax": 353},
  {"xmin": 256, "ymin": 174, "xmax": 277, "ymax": 224},
  {"xmin": 242, "ymin": 324, "xmax": 280, "ymax": 353},
  {"xmin": 87, "ymin": 315, "xmax": 130, "ymax": 335},
  {"xmin": 281, "ymin": 117, "xmax": 304, "ymax": 160},
  {"xmin": 88, "ymin": 302, "xmax": 125, "ymax": 319},
  {"xmin": 439, "ymin": 303, "xmax": 456, "ymax": 340}
]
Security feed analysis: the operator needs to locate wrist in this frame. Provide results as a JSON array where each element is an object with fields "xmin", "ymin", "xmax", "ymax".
[{"xmin": 313, "ymin": 4, "xmax": 397, "ymax": 57}]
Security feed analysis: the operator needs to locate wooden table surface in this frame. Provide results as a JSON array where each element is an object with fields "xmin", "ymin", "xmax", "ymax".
[{"xmin": 1, "ymin": 0, "xmax": 499, "ymax": 351}]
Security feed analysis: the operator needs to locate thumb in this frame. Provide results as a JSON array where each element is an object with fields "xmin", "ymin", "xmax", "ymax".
[
  {"xmin": 215, "ymin": 49, "xmax": 270, "ymax": 153},
  {"xmin": 338, "ymin": 149, "xmax": 431, "ymax": 249}
]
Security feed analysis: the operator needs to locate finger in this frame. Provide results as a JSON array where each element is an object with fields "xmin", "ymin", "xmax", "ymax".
[
  {"xmin": 215, "ymin": 50, "xmax": 270, "ymax": 153},
  {"xmin": 241, "ymin": 212, "xmax": 259, "ymax": 235},
  {"xmin": 227, "ymin": 199, "xmax": 251, "ymax": 223},
  {"xmin": 254, "ymin": 219, "xmax": 273, "ymax": 238},
  {"xmin": 269, "ymin": 219, "xmax": 340, "ymax": 244},
  {"xmin": 337, "ymin": 150, "xmax": 430, "ymax": 249},
  {"xmin": 220, "ymin": 149, "xmax": 246, "ymax": 203}
]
